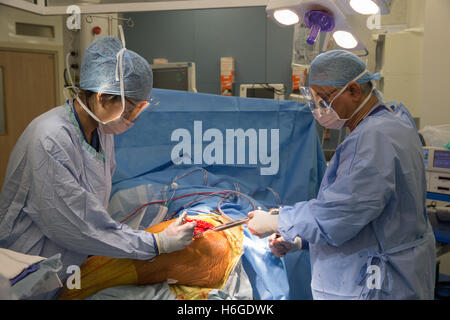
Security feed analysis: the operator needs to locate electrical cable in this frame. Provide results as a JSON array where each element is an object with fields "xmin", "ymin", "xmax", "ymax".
[
  {"xmin": 63, "ymin": 52, "xmax": 80, "ymax": 100},
  {"xmin": 259, "ymin": 83, "xmax": 286, "ymax": 95}
]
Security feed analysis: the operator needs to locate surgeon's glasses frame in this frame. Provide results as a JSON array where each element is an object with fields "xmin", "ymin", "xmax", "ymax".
[
  {"xmin": 125, "ymin": 97, "xmax": 140, "ymax": 109},
  {"xmin": 317, "ymin": 88, "xmax": 340, "ymax": 104}
]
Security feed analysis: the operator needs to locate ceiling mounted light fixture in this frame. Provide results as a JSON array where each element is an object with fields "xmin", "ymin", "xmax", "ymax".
[
  {"xmin": 273, "ymin": 9, "xmax": 300, "ymax": 25},
  {"xmin": 332, "ymin": 30, "xmax": 358, "ymax": 49},
  {"xmin": 348, "ymin": 0, "xmax": 380, "ymax": 15},
  {"xmin": 266, "ymin": 0, "xmax": 367, "ymax": 52}
]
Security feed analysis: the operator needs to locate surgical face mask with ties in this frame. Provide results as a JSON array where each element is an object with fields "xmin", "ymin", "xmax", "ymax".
[{"xmin": 300, "ymin": 69, "xmax": 375, "ymax": 130}]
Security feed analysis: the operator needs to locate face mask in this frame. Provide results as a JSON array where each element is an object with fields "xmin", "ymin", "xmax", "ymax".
[
  {"xmin": 98, "ymin": 116, "xmax": 134, "ymax": 135},
  {"xmin": 313, "ymin": 87, "xmax": 374, "ymax": 130},
  {"xmin": 301, "ymin": 69, "xmax": 375, "ymax": 130}
]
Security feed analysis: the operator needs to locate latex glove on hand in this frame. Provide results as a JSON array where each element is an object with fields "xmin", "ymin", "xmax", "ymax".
[
  {"xmin": 154, "ymin": 211, "xmax": 196, "ymax": 254},
  {"xmin": 268, "ymin": 233, "xmax": 302, "ymax": 258},
  {"xmin": 247, "ymin": 210, "xmax": 279, "ymax": 238}
]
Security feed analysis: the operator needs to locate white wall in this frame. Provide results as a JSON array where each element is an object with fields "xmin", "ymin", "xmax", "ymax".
[
  {"xmin": 382, "ymin": 29, "xmax": 423, "ymax": 117},
  {"xmin": 0, "ymin": 4, "xmax": 119, "ymax": 103},
  {"xmin": 0, "ymin": 5, "xmax": 63, "ymax": 46},
  {"xmin": 420, "ymin": 0, "xmax": 450, "ymax": 127},
  {"xmin": 345, "ymin": 0, "xmax": 424, "ymax": 118},
  {"xmin": 345, "ymin": 0, "xmax": 450, "ymax": 128}
]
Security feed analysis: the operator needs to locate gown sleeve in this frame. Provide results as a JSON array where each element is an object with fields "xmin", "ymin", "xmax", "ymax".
[
  {"xmin": 278, "ymin": 128, "xmax": 396, "ymax": 247},
  {"xmin": 26, "ymin": 133, "xmax": 158, "ymax": 260}
]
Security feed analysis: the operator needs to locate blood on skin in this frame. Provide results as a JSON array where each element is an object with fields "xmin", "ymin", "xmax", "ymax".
[{"xmin": 185, "ymin": 218, "xmax": 215, "ymax": 238}]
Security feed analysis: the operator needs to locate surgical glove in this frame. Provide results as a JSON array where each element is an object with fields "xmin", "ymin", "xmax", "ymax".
[
  {"xmin": 247, "ymin": 210, "xmax": 279, "ymax": 238},
  {"xmin": 154, "ymin": 212, "xmax": 196, "ymax": 254},
  {"xmin": 268, "ymin": 233, "xmax": 302, "ymax": 258}
]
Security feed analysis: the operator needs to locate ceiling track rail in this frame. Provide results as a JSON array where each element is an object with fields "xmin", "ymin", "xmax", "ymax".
[{"xmin": 0, "ymin": 0, "xmax": 269, "ymax": 15}]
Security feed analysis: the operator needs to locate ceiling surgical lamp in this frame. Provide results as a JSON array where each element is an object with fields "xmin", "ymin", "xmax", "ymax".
[
  {"xmin": 273, "ymin": 8, "xmax": 300, "ymax": 25},
  {"xmin": 346, "ymin": 0, "xmax": 393, "ymax": 15},
  {"xmin": 266, "ymin": 0, "xmax": 362, "ymax": 49},
  {"xmin": 348, "ymin": 0, "xmax": 380, "ymax": 15},
  {"xmin": 332, "ymin": 30, "xmax": 358, "ymax": 49}
]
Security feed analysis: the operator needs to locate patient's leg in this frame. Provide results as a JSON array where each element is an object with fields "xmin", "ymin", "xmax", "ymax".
[{"xmin": 58, "ymin": 216, "xmax": 231, "ymax": 300}]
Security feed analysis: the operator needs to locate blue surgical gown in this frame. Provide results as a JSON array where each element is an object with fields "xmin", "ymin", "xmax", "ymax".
[
  {"xmin": 278, "ymin": 104, "xmax": 436, "ymax": 300},
  {"xmin": 0, "ymin": 102, "xmax": 158, "ymax": 299}
]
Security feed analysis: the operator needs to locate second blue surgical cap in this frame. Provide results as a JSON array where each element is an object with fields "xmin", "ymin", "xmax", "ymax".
[
  {"xmin": 309, "ymin": 50, "xmax": 380, "ymax": 87},
  {"xmin": 80, "ymin": 36, "xmax": 153, "ymax": 101}
]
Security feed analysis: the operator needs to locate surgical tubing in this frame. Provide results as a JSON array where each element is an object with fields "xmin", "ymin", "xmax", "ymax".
[
  {"xmin": 216, "ymin": 190, "xmax": 260, "ymax": 215},
  {"xmin": 180, "ymin": 190, "xmax": 257, "ymax": 216},
  {"xmin": 165, "ymin": 191, "xmax": 237, "ymax": 221},
  {"xmin": 250, "ymin": 186, "xmax": 282, "ymax": 206},
  {"xmin": 120, "ymin": 200, "xmax": 165, "ymax": 224},
  {"xmin": 121, "ymin": 190, "xmax": 259, "ymax": 225},
  {"xmin": 121, "ymin": 191, "xmax": 235, "ymax": 224},
  {"xmin": 179, "ymin": 190, "xmax": 258, "ymax": 216},
  {"xmin": 178, "ymin": 193, "xmax": 229, "ymax": 212},
  {"xmin": 160, "ymin": 168, "xmax": 209, "ymax": 203}
]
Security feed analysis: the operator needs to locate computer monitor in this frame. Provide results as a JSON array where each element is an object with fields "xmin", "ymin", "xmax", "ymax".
[
  {"xmin": 240, "ymin": 84, "xmax": 285, "ymax": 100},
  {"xmin": 150, "ymin": 62, "xmax": 197, "ymax": 92},
  {"xmin": 423, "ymin": 147, "xmax": 450, "ymax": 195},
  {"xmin": 433, "ymin": 149, "xmax": 450, "ymax": 170}
]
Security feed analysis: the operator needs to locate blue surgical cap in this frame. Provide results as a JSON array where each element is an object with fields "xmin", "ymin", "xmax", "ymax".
[
  {"xmin": 80, "ymin": 36, "xmax": 153, "ymax": 101},
  {"xmin": 309, "ymin": 50, "xmax": 380, "ymax": 87}
]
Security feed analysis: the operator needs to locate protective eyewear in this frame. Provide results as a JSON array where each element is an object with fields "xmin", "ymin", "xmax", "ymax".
[
  {"xmin": 300, "ymin": 87, "xmax": 330, "ymax": 113},
  {"xmin": 122, "ymin": 96, "xmax": 159, "ymax": 122},
  {"xmin": 300, "ymin": 85, "xmax": 348, "ymax": 114}
]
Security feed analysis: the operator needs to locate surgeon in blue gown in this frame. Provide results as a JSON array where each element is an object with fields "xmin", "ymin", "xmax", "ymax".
[
  {"xmin": 0, "ymin": 35, "xmax": 195, "ymax": 299},
  {"xmin": 247, "ymin": 50, "xmax": 436, "ymax": 300}
]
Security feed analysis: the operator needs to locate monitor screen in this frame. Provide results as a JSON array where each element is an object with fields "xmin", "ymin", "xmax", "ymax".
[
  {"xmin": 434, "ymin": 150, "xmax": 450, "ymax": 169},
  {"xmin": 153, "ymin": 67, "xmax": 188, "ymax": 91},
  {"xmin": 246, "ymin": 88, "xmax": 276, "ymax": 99}
]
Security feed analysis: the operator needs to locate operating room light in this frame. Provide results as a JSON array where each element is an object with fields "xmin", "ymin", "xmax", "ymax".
[
  {"xmin": 274, "ymin": 9, "xmax": 300, "ymax": 26},
  {"xmin": 333, "ymin": 30, "xmax": 358, "ymax": 49},
  {"xmin": 349, "ymin": 0, "xmax": 380, "ymax": 15}
]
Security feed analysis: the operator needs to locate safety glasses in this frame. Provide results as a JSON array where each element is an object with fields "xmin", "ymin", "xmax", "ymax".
[
  {"xmin": 300, "ymin": 85, "xmax": 347, "ymax": 115},
  {"xmin": 122, "ymin": 96, "xmax": 160, "ymax": 122},
  {"xmin": 300, "ymin": 87, "xmax": 330, "ymax": 114}
]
